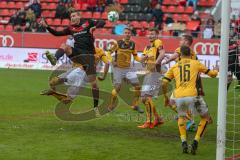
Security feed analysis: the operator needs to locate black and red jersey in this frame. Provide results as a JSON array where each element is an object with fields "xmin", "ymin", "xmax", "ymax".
[{"xmin": 46, "ymin": 19, "xmax": 105, "ymax": 53}]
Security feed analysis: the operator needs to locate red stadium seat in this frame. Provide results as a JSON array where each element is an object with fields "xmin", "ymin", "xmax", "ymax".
[
  {"xmin": 93, "ymin": 12, "xmax": 101, "ymax": 19},
  {"xmin": 149, "ymin": 21, "xmax": 155, "ymax": 28},
  {"xmin": 8, "ymin": 2, "xmax": 16, "ymax": 9},
  {"xmin": 4, "ymin": 17, "xmax": 10, "ymax": 21},
  {"xmin": 161, "ymin": 6, "xmax": 167, "ymax": 12},
  {"xmin": 163, "ymin": 0, "xmax": 171, "ymax": 5},
  {"xmin": 131, "ymin": 21, "xmax": 141, "ymax": 28},
  {"xmin": 46, "ymin": 18, "xmax": 53, "ymax": 25},
  {"xmin": 81, "ymin": 12, "xmax": 92, "ymax": 19},
  {"xmin": 186, "ymin": 20, "xmax": 200, "ymax": 30},
  {"xmin": 172, "ymin": 14, "xmax": 180, "ymax": 21},
  {"xmin": 48, "ymin": 3, "xmax": 56, "ymax": 10},
  {"xmin": 62, "ymin": 19, "xmax": 70, "ymax": 26},
  {"xmin": 185, "ymin": 6, "xmax": 194, "ymax": 13},
  {"xmin": 176, "ymin": 6, "xmax": 184, "ymax": 13},
  {"xmin": 0, "ymin": 9, "xmax": 10, "ymax": 16},
  {"xmin": 50, "ymin": 11, "xmax": 56, "ymax": 18},
  {"xmin": 15, "ymin": 2, "xmax": 24, "ymax": 9},
  {"xmin": 140, "ymin": 21, "xmax": 148, "ymax": 28},
  {"xmin": 105, "ymin": 21, "xmax": 113, "ymax": 28},
  {"xmin": 101, "ymin": 12, "xmax": 108, "ymax": 19},
  {"xmin": 80, "ymin": 3, "xmax": 88, "ymax": 10},
  {"xmin": 168, "ymin": 6, "xmax": 176, "ymax": 13},
  {"xmin": 182, "ymin": 14, "xmax": 190, "ymax": 21},
  {"xmin": 42, "ymin": 10, "xmax": 50, "ymax": 17},
  {"xmin": 41, "ymin": 3, "xmax": 48, "ymax": 9},
  {"xmin": 53, "ymin": 19, "xmax": 61, "ymax": 26},
  {"xmin": 5, "ymin": 25, "xmax": 13, "ymax": 31},
  {"xmin": 120, "ymin": 0, "xmax": 128, "ymax": 4},
  {"xmin": 0, "ymin": 1, "xmax": 7, "ymax": 8},
  {"xmin": 74, "ymin": 3, "xmax": 81, "ymax": 10},
  {"xmin": 0, "ymin": 25, "xmax": 4, "ymax": 31}
]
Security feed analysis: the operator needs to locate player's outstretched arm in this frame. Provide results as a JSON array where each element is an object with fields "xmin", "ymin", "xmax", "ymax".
[
  {"xmin": 39, "ymin": 18, "xmax": 70, "ymax": 36},
  {"xmin": 198, "ymin": 62, "xmax": 218, "ymax": 78},
  {"xmin": 162, "ymin": 52, "xmax": 179, "ymax": 65}
]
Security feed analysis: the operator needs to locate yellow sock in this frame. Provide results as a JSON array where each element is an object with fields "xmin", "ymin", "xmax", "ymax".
[
  {"xmin": 131, "ymin": 86, "xmax": 140, "ymax": 106},
  {"xmin": 110, "ymin": 89, "xmax": 118, "ymax": 107},
  {"xmin": 195, "ymin": 118, "xmax": 208, "ymax": 142},
  {"xmin": 148, "ymin": 98, "xmax": 160, "ymax": 120},
  {"xmin": 178, "ymin": 117, "xmax": 187, "ymax": 142},
  {"xmin": 144, "ymin": 99, "xmax": 152, "ymax": 123}
]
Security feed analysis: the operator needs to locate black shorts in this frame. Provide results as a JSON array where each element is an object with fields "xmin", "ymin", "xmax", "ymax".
[{"xmin": 68, "ymin": 47, "xmax": 96, "ymax": 75}]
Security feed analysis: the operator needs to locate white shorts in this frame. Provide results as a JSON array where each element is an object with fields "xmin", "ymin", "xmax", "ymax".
[
  {"xmin": 58, "ymin": 67, "xmax": 87, "ymax": 98},
  {"xmin": 141, "ymin": 72, "xmax": 163, "ymax": 97},
  {"xmin": 175, "ymin": 96, "xmax": 209, "ymax": 117},
  {"xmin": 112, "ymin": 67, "xmax": 139, "ymax": 85}
]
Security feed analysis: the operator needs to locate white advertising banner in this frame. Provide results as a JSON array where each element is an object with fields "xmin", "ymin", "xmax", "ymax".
[
  {"xmin": 0, "ymin": 47, "xmax": 71, "ymax": 70},
  {"xmin": 0, "ymin": 48, "xmax": 220, "ymax": 72}
]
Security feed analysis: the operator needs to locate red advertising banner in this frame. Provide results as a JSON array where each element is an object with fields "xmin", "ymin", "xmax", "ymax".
[{"xmin": 0, "ymin": 31, "xmax": 220, "ymax": 55}]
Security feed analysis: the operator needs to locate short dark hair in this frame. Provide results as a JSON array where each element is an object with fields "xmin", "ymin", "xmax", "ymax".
[
  {"xmin": 180, "ymin": 46, "xmax": 191, "ymax": 56},
  {"xmin": 149, "ymin": 27, "xmax": 159, "ymax": 34},
  {"xmin": 182, "ymin": 34, "xmax": 193, "ymax": 45}
]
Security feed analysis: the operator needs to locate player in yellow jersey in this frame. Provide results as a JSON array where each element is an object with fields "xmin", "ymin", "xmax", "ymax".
[
  {"xmin": 163, "ymin": 34, "xmax": 213, "ymax": 130},
  {"xmin": 137, "ymin": 28, "xmax": 166, "ymax": 129},
  {"xmin": 107, "ymin": 27, "xmax": 144, "ymax": 113},
  {"xmin": 162, "ymin": 46, "xmax": 218, "ymax": 155}
]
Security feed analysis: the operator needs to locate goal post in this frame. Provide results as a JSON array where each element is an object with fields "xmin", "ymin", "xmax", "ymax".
[{"xmin": 216, "ymin": 0, "xmax": 231, "ymax": 160}]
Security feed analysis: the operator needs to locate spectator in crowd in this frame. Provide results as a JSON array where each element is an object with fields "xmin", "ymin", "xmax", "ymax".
[
  {"xmin": 11, "ymin": 7, "xmax": 26, "ymax": 27},
  {"xmin": 214, "ymin": 20, "xmax": 221, "ymax": 38},
  {"xmin": 190, "ymin": 11, "xmax": 201, "ymax": 37},
  {"xmin": 140, "ymin": 0, "xmax": 152, "ymax": 13},
  {"xmin": 25, "ymin": 8, "xmax": 36, "ymax": 24},
  {"xmin": 106, "ymin": 0, "xmax": 113, "ymax": 5},
  {"xmin": 60, "ymin": 0, "xmax": 72, "ymax": 3},
  {"xmin": 152, "ymin": 3, "xmax": 164, "ymax": 29},
  {"xmin": 96, "ymin": 0, "xmax": 106, "ymax": 12},
  {"xmin": 9, "ymin": 14, "xmax": 18, "ymax": 26},
  {"xmin": 203, "ymin": 17, "xmax": 215, "ymax": 39},
  {"xmin": 66, "ymin": 3, "xmax": 75, "ymax": 17},
  {"xmin": 187, "ymin": 0, "xmax": 198, "ymax": 10},
  {"xmin": 36, "ymin": 23, "xmax": 46, "ymax": 32},
  {"xmin": 138, "ymin": 26, "xmax": 147, "ymax": 36},
  {"xmin": 26, "ymin": 0, "xmax": 40, "ymax": 7},
  {"xmin": 55, "ymin": 2, "xmax": 67, "ymax": 19},
  {"xmin": 15, "ymin": 25, "xmax": 23, "ymax": 32},
  {"xmin": 151, "ymin": 0, "xmax": 159, "ymax": 8},
  {"xmin": 24, "ymin": 22, "xmax": 32, "ymax": 32},
  {"xmin": 128, "ymin": 24, "xmax": 136, "ymax": 36},
  {"xmin": 31, "ymin": 21, "xmax": 38, "ymax": 32},
  {"xmin": 106, "ymin": 0, "xmax": 124, "ymax": 13},
  {"xmin": 29, "ymin": 0, "xmax": 41, "ymax": 18},
  {"xmin": 165, "ymin": 14, "xmax": 174, "ymax": 25}
]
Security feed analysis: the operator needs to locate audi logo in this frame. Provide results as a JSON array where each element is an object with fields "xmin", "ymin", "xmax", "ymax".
[
  {"xmin": 94, "ymin": 38, "xmax": 116, "ymax": 50},
  {"xmin": 0, "ymin": 35, "xmax": 14, "ymax": 47},
  {"xmin": 194, "ymin": 42, "xmax": 220, "ymax": 55}
]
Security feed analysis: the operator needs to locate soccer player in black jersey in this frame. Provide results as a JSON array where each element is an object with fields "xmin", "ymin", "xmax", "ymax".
[{"xmin": 39, "ymin": 11, "xmax": 105, "ymax": 109}]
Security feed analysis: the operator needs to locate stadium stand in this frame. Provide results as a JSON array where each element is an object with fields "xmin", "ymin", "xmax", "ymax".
[{"xmin": 0, "ymin": 0, "xmax": 217, "ymax": 37}]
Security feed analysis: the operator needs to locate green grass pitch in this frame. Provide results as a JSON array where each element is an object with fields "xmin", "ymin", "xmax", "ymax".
[{"xmin": 0, "ymin": 68, "xmax": 221, "ymax": 160}]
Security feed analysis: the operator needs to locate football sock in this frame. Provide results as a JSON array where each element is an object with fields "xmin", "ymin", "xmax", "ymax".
[
  {"xmin": 144, "ymin": 99, "xmax": 151, "ymax": 123},
  {"xmin": 178, "ymin": 117, "xmax": 187, "ymax": 142},
  {"xmin": 109, "ymin": 89, "xmax": 118, "ymax": 108},
  {"xmin": 132, "ymin": 86, "xmax": 140, "ymax": 106},
  {"xmin": 148, "ymin": 98, "xmax": 160, "ymax": 120},
  {"xmin": 195, "ymin": 118, "xmax": 208, "ymax": 142},
  {"xmin": 51, "ymin": 92, "xmax": 67, "ymax": 101}
]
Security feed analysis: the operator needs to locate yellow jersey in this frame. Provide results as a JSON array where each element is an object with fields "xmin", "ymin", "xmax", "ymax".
[
  {"xmin": 108, "ymin": 39, "xmax": 137, "ymax": 68},
  {"xmin": 163, "ymin": 58, "xmax": 218, "ymax": 98},
  {"xmin": 175, "ymin": 47, "xmax": 197, "ymax": 61},
  {"xmin": 143, "ymin": 39, "xmax": 163, "ymax": 72},
  {"xmin": 95, "ymin": 47, "xmax": 109, "ymax": 64}
]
